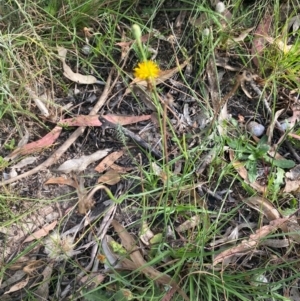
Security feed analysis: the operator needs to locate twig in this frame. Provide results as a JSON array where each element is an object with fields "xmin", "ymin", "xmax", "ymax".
[{"xmin": 0, "ymin": 70, "xmax": 115, "ymax": 186}]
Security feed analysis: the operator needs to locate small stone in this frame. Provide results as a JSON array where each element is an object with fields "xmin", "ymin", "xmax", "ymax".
[
  {"xmin": 247, "ymin": 121, "xmax": 265, "ymax": 137},
  {"xmin": 81, "ymin": 44, "xmax": 91, "ymax": 55}
]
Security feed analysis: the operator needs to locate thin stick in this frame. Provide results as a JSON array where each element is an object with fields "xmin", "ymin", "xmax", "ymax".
[{"xmin": 0, "ymin": 70, "xmax": 114, "ymax": 186}]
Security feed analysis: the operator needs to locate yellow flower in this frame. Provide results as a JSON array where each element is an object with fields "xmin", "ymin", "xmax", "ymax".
[{"xmin": 133, "ymin": 60, "xmax": 160, "ymax": 80}]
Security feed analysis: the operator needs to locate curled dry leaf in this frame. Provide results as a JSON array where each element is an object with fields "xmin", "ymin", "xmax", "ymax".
[
  {"xmin": 213, "ymin": 217, "xmax": 288, "ymax": 266},
  {"xmin": 57, "ymin": 46, "xmax": 99, "ymax": 85},
  {"xmin": 4, "ymin": 277, "xmax": 29, "ymax": 294},
  {"xmin": 95, "ymin": 150, "xmax": 124, "ymax": 173},
  {"xmin": 44, "ymin": 177, "xmax": 78, "ymax": 188},
  {"xmin": 243, "ymin": 196, "xmax": 280, "ymax": 221},
  {"xmin": 57, "ymin": 149, "xmax": 110, "ymax": 173},
  {"xmin": 226, "ymin": 27, "xmax": 255, "ymax": 47},
  {"xmin": 25, "ymin": 86, "xmax": 49, "ymax": 117},
  {"xmin": 7, "ymin": 126, "xmax": 62, "ymax": 160},
  {"xmin": 24, "ymin": 220, "xmax": 57, "ymax": 243},
  {"xmin": 139, "ymin": 222, "xmax": 154, "ymax": 245},
  {"xmin": 97, "ymin": 169, "xmax": 121, "ymax": 185},
  {"xmin": 175, "ymin": 215, "xmax": 201, "ymax": 233}
]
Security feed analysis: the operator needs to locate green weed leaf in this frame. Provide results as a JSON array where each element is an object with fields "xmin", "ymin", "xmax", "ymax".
[{"xmin": 271, "ymin": 159, "xmax": 295, "ymax": 169}]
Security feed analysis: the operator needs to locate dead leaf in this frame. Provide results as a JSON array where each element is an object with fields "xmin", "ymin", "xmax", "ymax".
[
  {"xmin": 25, "ymin": 86, "xmax": 49, "ymax": 117},
  {"xmin": 4, "ymin": 277, "xmax": 29, "ymax": 294},
  {"xmin": 284, "ymin": 179, "xmax": 300, "ymax": 193},
  {"xmin": 59, "ymin": 114, "xmax": 152, "ymax": 127},
  {"xmin": 33, "ymin": 262, "xmax": 54, "ymax": 301},
  {"xmin": 7, "ymin": 126, "xmax": 62, "ymax": 160},
  {"xmin": 243, "ymin": 196, "xmax": 280, "ymax": 221},
  {"xmin": 286, "ymin": 217, "xmax": 300, "ymax": 242},
  {"xmin": 95, "ymin": 150, "xmax": 124, "ymax": 172},
  {"xmin": 103, "ymin": 114, "xmax": 152, "ymax": 125},
  {"xmin": 175, "ymin": 215, "xmax": 201, "ymax": 232},
  {"xmin": 44, "ymin": 177, "xmax": 78, "ymax": 188},
  {"xmin": 24, "ymin": 220, "xmax": 57, "ymax": 242},
  {"xmin": 111, "ymin": 220, "xmax": 190, "ymax": 301},
  {"xmin": 11, "ymin": 157, "xmax": 37, "ymax": 169},
  {"xmin": 213, "ymin": 217, "xmax": 288, "ymax": 266},
  {"xmin": 286, "ymin": 164, "xmax": 300, "ymax": 180},
  {"xmin": 97, "ymin": 169, "xmax": 121, "ymax": 185},
  {"xmin": 284, "ymin": 164, "xmax": 300, "ymax": 192},
  {"xmin": 226, "ymin": 27, "xmax": 255, "ymax": 47},
  {"xmin": 251, "ymin": 10, "xmax": 273, "ymax": 66},
  {"xmin": 217, "ymin": 100, "xmax": 229, "ymax": 136},
  {"xmin": 57, "ymin": 149, "xmax": 110, "ymax": 173},
  {"xmin": 139, "ymin": 222, "xmax": 154, "ymax": 245},
  {"xmin": 23, "ymin": 259, "xmax": 45, "ymax": 275},
  {"xmin": 57, "ymin": 46, "xmax": 99, "ymax": 84},
  {"xmin": 110, "ymin": 163, "xmax": 135, "ymax": 172},
  {"xmin": 267, "ymin": 109, "xmax": 284, "ymax": 144},
  {"xmin": 60, "ymin": 115, "xmax": 102, "ymax": 127}
]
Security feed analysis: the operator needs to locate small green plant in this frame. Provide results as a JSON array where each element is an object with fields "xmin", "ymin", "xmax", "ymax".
[
  {"xmin": 4, "ymin": 138, "xmax": 16, "ymax": 151},
  {"xmin": 228, "ymin": 135, "xmax": 295, "ymax": 183}
]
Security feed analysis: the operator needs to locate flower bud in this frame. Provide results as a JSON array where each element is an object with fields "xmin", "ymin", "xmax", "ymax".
[{"xmin": 132, "ymin": 24, "xmax": 142, "ymax": 41}]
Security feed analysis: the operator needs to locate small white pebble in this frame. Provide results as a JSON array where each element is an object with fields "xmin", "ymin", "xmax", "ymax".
[
  {"xmin": 247, "ymin": 121, "xmax": 265, "ymax": 137},
  {"xmin": 216, "ymin": 2, "xmax": 226, "ymax": 14},
  {"xmin": 81, "ymin": 44, "xmax": 91, "ymax": 55}
]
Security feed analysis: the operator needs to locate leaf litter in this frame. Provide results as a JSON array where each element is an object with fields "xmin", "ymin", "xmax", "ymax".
[{"xmin": 2, "ymin": 1, "xmax": 300, "ymax": 300}]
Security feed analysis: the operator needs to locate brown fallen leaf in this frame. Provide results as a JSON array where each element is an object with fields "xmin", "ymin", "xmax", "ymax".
[
  {"xmin": 24, "ymin": 221, "xmax": 57, "ymax": 243},
  {"xmin": 7, "ymin": 126, "xmax": 62, "ymax": 160},
  {"xmin": 111, "ymin": 220, "xmax": 190, "ymax": 301},
  {"xmin": 110, "ymin": 163, "xmax": 135, "ymax": 172},
  {"xmin": 4, "ymin": 277, "xmax": 29, "ymax": 294},
  {"xmin": 56, "ymin": 149, "xmax": 110, "ymax": 173},
  {"xmin": 44, "ymin": 177, "xmax": 77, "ymax": 188},
  {"xmin": 243, "ymin": 196, "xmax": 281, "ymax": 221},
  {"xmin": 251, "ymin": 10, "xmax": 273, "ymax": 67},
  {"xmin": 95, "ymin": 150, "xmax": 124, "ymax": 173},
  {"xmin": 102, "ymin": 114, "xmax": 152, "ymax": 125},
  {"xmin": 33, "ymin": 262, "xmax": 54, "ymax": 300},
  {"xmin": 284, "ymin": 179, "xmax": 300, "ymax": 193},
  {"xmin": 213, "ymin": 217, "xmax": 289, "ymax": 266},
  {"xmin": 98, "ymin": 169, "xmax": 121, "ymax": 185},
  {"xmin": 57, "ymin": 46, "xmax": 100, "ymax": 84}
]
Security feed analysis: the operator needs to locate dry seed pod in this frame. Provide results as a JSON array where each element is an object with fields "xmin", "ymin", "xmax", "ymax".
[{"xmin": 247, "ymin": 121, "xmax": 265, "ymax": 137}]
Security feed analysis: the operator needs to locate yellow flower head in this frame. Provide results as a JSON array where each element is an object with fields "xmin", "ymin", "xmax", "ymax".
[{"xmin": 133, "ymin": 60, "xmax": 160, "ymax": 80}]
